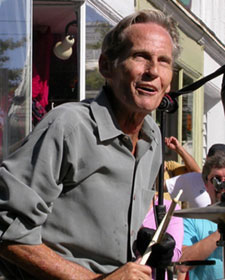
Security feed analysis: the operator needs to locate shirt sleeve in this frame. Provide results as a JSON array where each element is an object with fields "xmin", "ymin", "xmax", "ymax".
[
  {"xmin": 182, "ymin": 218, "xmax": 198, "ymax": 246},
  {"xmin": 166, "ymin": 172, "xmax": 211, "ymax": 208},
  {"xmin": 0, "ymin": 117, "xmax": 70, "ymax": 245}
]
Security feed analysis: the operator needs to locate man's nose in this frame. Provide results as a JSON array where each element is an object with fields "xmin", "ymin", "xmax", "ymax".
[{"xmin": 145, "ymin": 61, "xmax": 159, "ymax": 78}]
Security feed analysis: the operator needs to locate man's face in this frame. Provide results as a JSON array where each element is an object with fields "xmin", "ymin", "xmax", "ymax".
[
  {"xmin": 205, "ymin": 167, "xmax": 225, "ymax": 204},
  {"xmin": 106, "ymin": 23, "xmax": 173, "ymax": 115}
]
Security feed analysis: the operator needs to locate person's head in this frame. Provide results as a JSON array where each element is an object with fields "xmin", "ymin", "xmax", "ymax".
[
  {"xmin": 99, "ymin": 9, "xmax": 180, "ymax": 115},
  {"xmin": 202, "ymin": 152, "xmax": 225, "ymax": 204},
  {"xmin": 101, "ymin": 9, "xmax": 180, "ymax": 64},
  {"xmin": 207, "ymin": 143, "xmax": 225, "ymax": 158}
]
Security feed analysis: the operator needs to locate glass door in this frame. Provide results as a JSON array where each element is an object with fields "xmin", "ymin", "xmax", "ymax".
[{"xmin": 0, "ymin": 0, "xmax": 32, "ymax": 161}]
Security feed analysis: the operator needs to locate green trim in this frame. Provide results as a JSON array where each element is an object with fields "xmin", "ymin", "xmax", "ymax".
[
  {"xmin": 176, "ymin": 29, "xmax": 204, "ymax": 166},
  {"xmin": 177, "ymin": 69, "xmax": 183, "ymax": 164}
]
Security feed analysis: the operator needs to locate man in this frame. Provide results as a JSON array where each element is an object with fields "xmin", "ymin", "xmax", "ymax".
[
  {"xmin": 177, "ymin": 152, "xmax": 225, "ymax": 280},
  {"xmin": 165, "ymin": 143, "xmax": 225, "ymax": 208},
  {"xmin": 0, "ymin": 9, "xmax": 180, "ymax": 280}
]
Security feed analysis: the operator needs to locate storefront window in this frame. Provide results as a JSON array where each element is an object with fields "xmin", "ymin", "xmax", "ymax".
[
  {"xmin": 0, "ymin": 0, "xmax": 32, "ymax": 162},
  {"xmin": 33, "ymin": 1, "xmax": 79, "ymax": 122},
  {"xmin": 85, "ymin": 4, "xmax": 112, "ymax": 99}
]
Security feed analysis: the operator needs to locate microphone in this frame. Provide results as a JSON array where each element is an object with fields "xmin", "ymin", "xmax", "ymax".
[
  {"xmin": 158, "ymin": 65, "xmax": 225, "ymax": 114},
  {"xmin": 157, "ymin": 94, "xmax": 178, "ymax": 113},
  {"xmin": 53, "ymin": 35, "xmax": 75, "ymax": 60}
]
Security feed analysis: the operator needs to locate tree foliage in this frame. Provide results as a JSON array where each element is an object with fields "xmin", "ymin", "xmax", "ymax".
[
  {"xmin": 86, "ymin": 22, "xmax": 111, "ymax": 50},
  {"xmin": 86, "ymin": 68, "xmax": 104, "ymax": 90},
  {"xmin": 0, "ymin": 37, "xmax": 26, "ymax": 88}
]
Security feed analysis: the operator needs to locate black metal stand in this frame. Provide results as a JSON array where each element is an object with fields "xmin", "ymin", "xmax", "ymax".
[
  {"xmin": 217, "ymin": 222, "xmax": 225, "ymax": 280},
  {"xmin": 217, "ymin": 194, "xmax": 225, "ymax": 280},
  {"xmin": 155, "ymin": 111, "xmax": 172, "ymax": 280}
]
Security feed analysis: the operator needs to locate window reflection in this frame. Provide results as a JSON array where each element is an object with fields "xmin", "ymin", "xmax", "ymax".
[
  {"xmin": 86, "ymin": 4, "xmax": 112, "ymax": 99},
  {"xmin": 0, "ymin": 0, "xmax": 31, "ymax": 161},
  {"xmin": 33, "ymin": 3, "xmax": 78, "ymax": 121}
]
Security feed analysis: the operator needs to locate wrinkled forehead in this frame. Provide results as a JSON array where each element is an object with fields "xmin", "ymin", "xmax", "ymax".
[
  {"xmin": 124, "ymin": 22, "xmax": 172, "ymax": 43},
  {"xmin": 118, "ymin": 22, "xmax": 173, "ymax": 57}
]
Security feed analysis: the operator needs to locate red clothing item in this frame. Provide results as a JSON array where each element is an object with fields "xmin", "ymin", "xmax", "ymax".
[{"xmin": 32, "ymin": 27, "xmax": 53, "ymax": 108}]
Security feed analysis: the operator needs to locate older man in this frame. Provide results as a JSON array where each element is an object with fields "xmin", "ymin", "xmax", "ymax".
[{"xmin": 0, "ymin": 9, "xmax": 180, "ymax": 280}]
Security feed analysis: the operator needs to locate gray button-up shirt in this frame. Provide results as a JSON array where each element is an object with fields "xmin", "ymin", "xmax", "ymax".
[{"xmin": 0, "ymin": 89, "xmax": 162, "ymax": 277}]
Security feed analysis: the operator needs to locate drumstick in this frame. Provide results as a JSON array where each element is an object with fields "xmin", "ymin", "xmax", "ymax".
[{"xmin": 140, "ymin": 189, "xmax": 183, "ymax": 265}]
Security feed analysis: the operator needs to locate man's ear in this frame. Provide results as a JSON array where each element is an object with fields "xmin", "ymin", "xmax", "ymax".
[
  {"xmin": 99, "ymin": 54, "xmax": 113, "ymax": 78},
  {"xmin": 165, "ymin": 84, "xmax": 171, "ymax": 94},
  {"xmin": 205, "ymin": 182, "xmax": 209, "ymax": 192}
]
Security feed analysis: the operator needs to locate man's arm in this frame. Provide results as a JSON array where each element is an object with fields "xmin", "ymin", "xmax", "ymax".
[
  {"xmin": 0, "ymin": 242, "xmax": 152, "ymax": 280},
  {"xmin": 165, "ymin": 136, "xmax": 201, "ymax": 173},
  {"xmin": 0, "ymin": 242, "xmax": 98, "ymax": 280},
  {"xmin": 177, "ymin": 231, "xmax": 220, "ymax": 273},
  {"xmin": 177, "ymin": 271, "xmax": 187, "ymax": 280}
]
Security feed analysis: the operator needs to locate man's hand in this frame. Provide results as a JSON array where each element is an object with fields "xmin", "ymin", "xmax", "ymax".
[
  {"xmin": 98, "ymin": 261, "xmax": 152, "ymax": 280},
  {"xmin": 136, "ymin": 227, "xmax": 175, "ymax": 268},
  {"xmin": 165, "ymin": 136, "xmax": 181, "ymax": 152}
]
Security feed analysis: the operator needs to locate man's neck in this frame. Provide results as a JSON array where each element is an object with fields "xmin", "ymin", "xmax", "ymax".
[{"xmin": 117, "ymin": 111, "xmax": 146, "ymax": 155}]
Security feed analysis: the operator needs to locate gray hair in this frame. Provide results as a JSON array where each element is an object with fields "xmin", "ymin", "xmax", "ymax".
[
  {"xmin": 202, "ymin": 152, "xmax": 225, "ymax": 184},
  {"xmin": 101, "ymin": 9, "xmax": 180, "ymax": 63}
]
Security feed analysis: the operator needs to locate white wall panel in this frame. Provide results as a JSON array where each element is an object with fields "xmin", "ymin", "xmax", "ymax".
[
  {"xmin": 104, "ymin": 0, "xmax": 135, "ymax": 17},
  {"xmin": 191, "ymin": 0, "xmax": 225, "ymax": 45}
]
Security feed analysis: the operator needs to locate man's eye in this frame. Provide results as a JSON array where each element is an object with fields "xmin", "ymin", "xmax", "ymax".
[
  {"xmin": 133, "ymin": 53, "xmax": 147, "ymax": 59},
  {"xmin": 159, "ymin": 57, "xmax": 172, "ymax": 65}
]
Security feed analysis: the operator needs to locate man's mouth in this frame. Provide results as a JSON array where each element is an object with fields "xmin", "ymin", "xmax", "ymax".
[{"xmin": 137, "ymin": 86, "xmax": 158, "ymax": 95}]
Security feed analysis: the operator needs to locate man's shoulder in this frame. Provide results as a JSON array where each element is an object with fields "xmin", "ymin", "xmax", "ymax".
[
  {"xmin": 184, "ymin": 217, "xmax": 216, "ymax": 230},
  {"xmin": 46, "ymin": 101, "xmax": 92, "ymax": 123},
  {"xmin": 32, "ymin": 101, "xmax": 94, "ymax": 138}
]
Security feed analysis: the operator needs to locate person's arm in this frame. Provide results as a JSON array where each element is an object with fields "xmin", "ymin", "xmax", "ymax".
[
  {"xmin": 177, "ymin": 231, "xmax": 220, "ymax": 273},
  {"xmin": 165, "ymin": 136, "xmax": 201, "ymax": 173},
  {"xmin": 0, "ymin": 242, "xmax": 152, "ymax": 280}
]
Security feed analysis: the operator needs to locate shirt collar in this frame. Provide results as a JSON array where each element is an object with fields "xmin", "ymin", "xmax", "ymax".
[
  {"xmin": 90, "ymin": 88, "xmax": 123, "ymax": 142},
  {"xmin": 90, "ymin": 88, "xmax": 159, "ymax": 145},
  {"xmin": 141, "ymin": 116, "xmax": 159, "ymax": 145}
]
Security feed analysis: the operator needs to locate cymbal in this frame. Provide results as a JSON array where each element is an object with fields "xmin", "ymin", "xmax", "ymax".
[{"xmin": 174, "ymin": 200, "xmax": 225, "ymax": 224}]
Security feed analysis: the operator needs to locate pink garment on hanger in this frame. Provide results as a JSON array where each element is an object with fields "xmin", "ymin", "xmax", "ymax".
[{"xmin": 32, "ymin": 27, "xmax": 54, "ymax": 109}]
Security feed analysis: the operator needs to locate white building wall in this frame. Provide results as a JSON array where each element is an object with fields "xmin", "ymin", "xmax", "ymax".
[
  {"xmin": 190, "ymin": 1, "xmax": 225, "ymax": 155},
  {"xmin": 191, "ymin": 0, "xmax": 225, "ymax": 45},
  {"xmin": 206, "ymin": 102, "xmax": 225, "ymax": 145},
  {"xmin": 203, "ymin": 53, "xmax": 225, "ymax": 155},
  {"xmin": 103, "ymin": 0, "xmax": 135, "ymax": 17}
]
